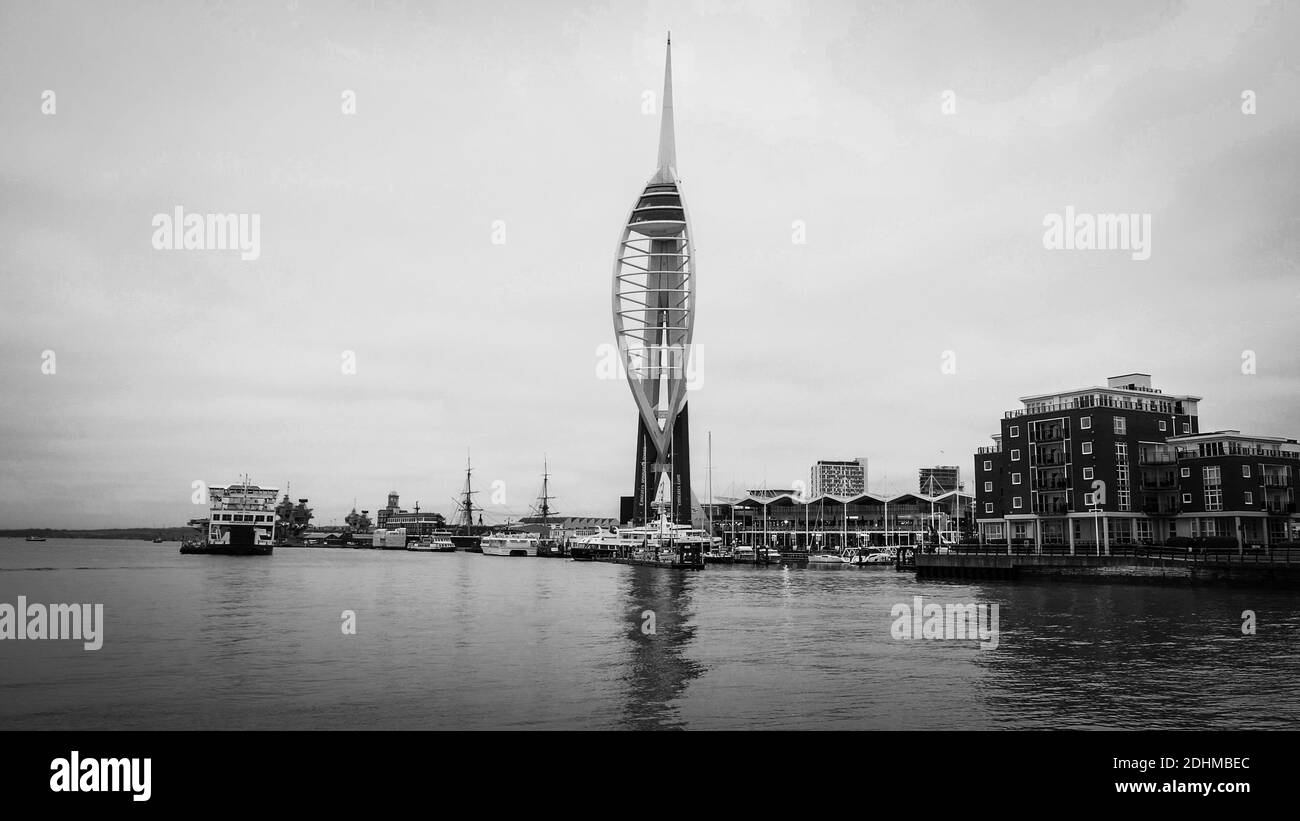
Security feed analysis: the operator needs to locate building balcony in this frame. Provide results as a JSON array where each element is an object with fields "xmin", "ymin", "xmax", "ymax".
[
  {"xmin": 1262, "ymin": 477, "xmax": 1291, "ymax": 488},
  {"xmin": 1141, "ymin": 502, "xmax": 1180, "ymax": 515},
  {"xmin": 1266, "ymin": 502, "xmax": 1297, "ymax": 514},
  {"xmin": 1033, "ymin": 454, "xmax": 1069, "ymax": 467},
  {"xmin": 976, "ymin": 445, "xmax": 1002, "ymax": 454},
  {"xmin": 1036, "ymin": 479, "xmax": 1071, "ymax": 491},
  {"xmin": 1138, "ymin": 478, "xmax": 1178, "ymax": 490},
  {"xmin": 1033, "ymin": 428, "xmax": 1068, "ymax": 442},
  {"xmin": 1138, "ymin": 453, "xmax": 1177, "ymax": 465},
  {"xmin": 1033, "ymin": 502, "xmax": 1071, "ymax": 515}
]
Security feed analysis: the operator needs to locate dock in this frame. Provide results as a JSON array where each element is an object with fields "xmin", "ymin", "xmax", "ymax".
[
  {"xmin": 596, "ymin": 555, "xmax": 706, "ymax": 570},
  {"xmin": 911, "ymin": 545, "xmax": 1300, "ymax": 587}
]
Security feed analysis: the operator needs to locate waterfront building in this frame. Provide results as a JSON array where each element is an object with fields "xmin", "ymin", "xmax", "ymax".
[
  {"xmin": 375, "ymin": 491, "xmax": 446, "ymax": 538},
  {"xmin": 810, "ymin": 459, "xmax": 868, "ymax": 497},
  {"xmin": 918, "ymin": 465, "xmax": 960, "ymax": 496},
  {"xmin": 614, "ymin": 34, "xmax": 695, "ymax": 525},
  {"xmin": 972, "ymin": 372, "xmax": 1299, "ymax": 548},
  {"xmin": 705, "ymin": 490, "xmax": 973, "ymax": 549}
]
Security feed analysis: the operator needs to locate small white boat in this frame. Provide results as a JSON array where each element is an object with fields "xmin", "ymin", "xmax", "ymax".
[
  {"xmin": 407, "ymin": 535, "xmax": 456, "ymax": 552},
  {"xmin": 733, "ymin": 545, "xmax": 757, "ymax": 563},
  {"xmin": 481, "ymin": 532, "xmax": 539, "ymax": 556},
  {"xmin": 841, "ymin": 547, "xmax": 868, "ymax": 566},
  {"xmin": 807, "ymin": 552, "xmax": 843, "ymax": 564}
]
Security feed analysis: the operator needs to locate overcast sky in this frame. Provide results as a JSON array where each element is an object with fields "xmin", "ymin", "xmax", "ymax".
[{"xmin": 2, "ymin": 0, "xmax": 1297, "ymax": 528}]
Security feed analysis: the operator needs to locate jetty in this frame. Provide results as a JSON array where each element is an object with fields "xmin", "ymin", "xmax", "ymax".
[{"xmin": 910, "ymin": 544, "xmax": 1300, "ymax": 587}]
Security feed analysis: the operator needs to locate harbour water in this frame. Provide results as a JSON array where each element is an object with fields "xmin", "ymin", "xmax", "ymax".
[{"xmin": 1, "ymin": 538, "xmax": 1297, "ymax": 730}]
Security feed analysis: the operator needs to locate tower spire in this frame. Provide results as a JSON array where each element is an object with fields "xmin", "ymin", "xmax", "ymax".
[{"xmin": 652, "ymin": 32, "xmax": 676, "ymax": 183}]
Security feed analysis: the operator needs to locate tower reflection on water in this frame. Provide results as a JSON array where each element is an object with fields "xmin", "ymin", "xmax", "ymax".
[{"xmin": 618, "ymin": 566, "xmax": 703, "ymax": 729}]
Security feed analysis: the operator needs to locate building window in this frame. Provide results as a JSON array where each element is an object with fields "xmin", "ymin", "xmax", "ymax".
[
  {"xmin": 1010, "ymin": 425, "xmax": 1020, "ymax": 438},
  {"xmin": 1013, "ymin": 497, "xmax": 1022, "ymax": 509},
  {"xmin": 1182, "ymin": 493, "xmax": 1192, "ymax": 504},
  {"xmin": 1159, "ymin": 420, "xmax": 1167, "ymax": 432},
  {"xmin": 1011, "ymin": 449, "xmax": 1020, "ymax": 461},
  {"xmin": 1242, "ymin": 465, "xmax": 1251, "ymax": 478},
  {"xmin": 983, "ymin": 460, "xmax": 991, "ymax": 471},
  {"xmin": 1084, "ymin": 492, "xmax": 1094, "ymax": 506},
  {"xmin": 1182, "ymin": 423, "xmax": 1190, "ymax": 434},
  {"xmin": 1083, "ymin": 467, "xmax": 1094, "ymax": 480},
  {"xmin": 1080, "ymin": 416, "xmax": 1092, "ymax": 430},
  {"xmin": 1244, "ymin": 491, "xmax": 1253, "ymax": 505},
  {"xmin": 1082, "ymin": 442, "xmax": 1093, "ymax": 455},
  {"xmin": 1012, "ymin": 473, "xmax": 1022, "ymax": 485},
  {"xmin": 984, "ymin": 481, "xmax": 992, "ymax": 493},
  {"xmin": 984, "ymin": 503, "xmax": 993, "ymax": 514},
  {"xmin": 1204, "ymin": 466, "xmax": 1222, "ymax": 511},
  {"xmin": 1180, "ymin": 467, "xmax": 1190, "ymax": 478},
  {"xmin": 1113, "ymin": 416, "xmax": 1126, "ymax": 434}
]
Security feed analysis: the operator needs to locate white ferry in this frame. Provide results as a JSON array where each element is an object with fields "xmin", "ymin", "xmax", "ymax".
[
  {"xmin": 481, "ymin": 532, "xmax": 539, "ymax": 557},
  {"xmin": 407, "ymin": 534, "xmax": 456, "ymax": 552},
  {"xmin": 571, "ymin": 511, "xmax": 712, "ymax": 566},
  {"xmin": 182, "ymin": 479, "xmax": 278, "ymax": 556}
]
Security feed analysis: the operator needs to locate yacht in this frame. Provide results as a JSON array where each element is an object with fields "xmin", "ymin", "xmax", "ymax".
[
  {"xmin": 571, "ymin": 509, "xmax": 712, "ymax": 567},
  {"xmin": 807, "ymin": 551, "xmax": 843, "ymax": 565},
  {"xmin": 24, "ymin": 535, "xmax": 46, "ymax": 542},
  {"xmin": 481, "ymin": 532, "xmax": 539, "ymax": 557},
  {"xmin": 407, "ymin": 534, "xmax": 456, "ymax": 552}
]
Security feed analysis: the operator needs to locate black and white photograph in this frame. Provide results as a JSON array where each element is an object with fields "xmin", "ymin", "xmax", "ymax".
[{"xmin": 1, "ymin": 0, "xmax": 1296, "ymax": 803}]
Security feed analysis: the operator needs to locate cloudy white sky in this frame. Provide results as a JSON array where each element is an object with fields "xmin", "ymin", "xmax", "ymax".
[{"xmin": 1, "ymin": 0, "xmax": 1297, "ymax": 528}]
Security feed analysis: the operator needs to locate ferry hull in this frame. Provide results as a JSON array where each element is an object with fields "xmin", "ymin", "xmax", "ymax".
[
  {"xmin": 481, "ymin": 542, "xmax": 538, "ymax": 557},
  {"xmin": 180, "ymin": 543, "xmax": 273, "ymax": 556}
]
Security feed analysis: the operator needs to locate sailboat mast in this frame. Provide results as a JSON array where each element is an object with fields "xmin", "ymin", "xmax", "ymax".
[
  {"xmin": 707, "ymin": 431, "xmax": 713, "ymax": 535},
  {"xmin": 461, "ymin": 452, "xmax": 476, "ymax": 536}
]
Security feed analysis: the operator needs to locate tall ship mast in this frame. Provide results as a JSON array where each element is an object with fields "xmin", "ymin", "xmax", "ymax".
[{"xmin": 449, "ymin": 453, "xmax": 482, "ymax": 552}]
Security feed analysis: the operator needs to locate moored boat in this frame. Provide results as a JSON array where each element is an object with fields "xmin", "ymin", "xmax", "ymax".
[
  {"xmin": 807, "ymin": 551, "xmax": 843, "ymax": 565},
  {"xmin": 481, "ymin": 532, "xmax": 539, "ymax": 557},
  {"xmin": 408, "ymin": 534, "xmax": 456, "ymax": 552},
  {"xmin": 182, "ymin": 478, "xmax": 277, "ymax": 556},
  {"xmin": 24, "ymin": 535, "xmax": 46, "ymax": 542}
]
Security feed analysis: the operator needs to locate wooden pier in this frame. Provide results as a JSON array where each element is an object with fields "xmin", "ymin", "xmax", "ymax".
[
  {"xmin": 911, "ymin": 545, "xmax": 1300, "ymax": 587},
  {"xmin": 596, "ymin": 555, "xmax": 705, "ymax": 570}
]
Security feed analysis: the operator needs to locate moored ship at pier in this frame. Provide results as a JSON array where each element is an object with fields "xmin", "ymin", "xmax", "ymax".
[{"xmin": 181, "ymin": 479, "xmax": 278, "ymax": 556}]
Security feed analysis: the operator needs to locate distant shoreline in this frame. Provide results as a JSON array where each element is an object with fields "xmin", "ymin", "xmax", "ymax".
[{"xmin": 0, "ymin": 528, "xmax": 192, "ymax": 541}]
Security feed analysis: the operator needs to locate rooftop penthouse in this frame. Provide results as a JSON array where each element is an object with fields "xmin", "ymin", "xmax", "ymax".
[{"xmin": 1005, "ymin": 373, "xmax": 1201, "ymax": 419}]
